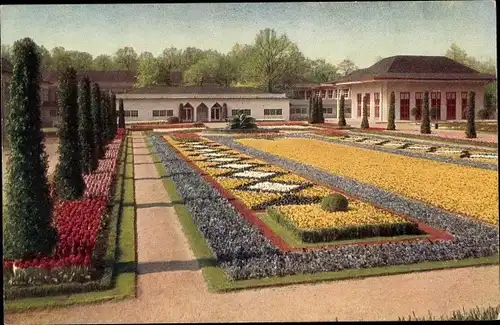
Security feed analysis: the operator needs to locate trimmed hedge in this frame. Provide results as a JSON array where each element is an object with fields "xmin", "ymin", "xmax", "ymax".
[
  {"xmin": 4, "ymin": 135, "xmax": 128, "ymax": 300},
  {"xmin": 267, "ymin": 208, "xmax": 422, "ymax": 243}
]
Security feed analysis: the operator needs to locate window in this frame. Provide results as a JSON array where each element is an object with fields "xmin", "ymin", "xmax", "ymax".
[
  {"xmin": 445, "ymin": 92, "xmax": 456, "ymax": 120},
  {"xmin": 374, "ymin": 92, "xmax": 380, "ymax": 118},
  {"xmin": 333, "ymin": 89, "xmax": 338, "ymax": 99},
  {"xmin": 342, "ymin": 89, "xmax": 349, "ymax": 99},
  {"xmin": 431, "ymin": 91, "xmax": 441, "ymax": 120},
  {"xmin": 400, "ymin": 92, "xmax": 410, "ymax": 120},
  {"xmin": 124, "ymin": 110, "xmax": 138, "ymax": 117},
  {"xmin": 321, "ymin": 90, "xmax": 326, "ymax": 99},
  {"xmin": 49, "ymin": 109, "xmax": 59, "ymax": 117},
  {"xmin": 301, "ymin": 107, "xmax": 307, "ymax": 114},
  {"xmin": 327, "ymin": 90, "xmax": 333, "ymax": 99},
  {"xmin": 323, "ymin": 106, "xmax": 333, "ymax": 114},
  {"xmin": 305, "ymin": 91, "xmax": 311, "ymax": 99},
  {"xmin": 152, "ymin": 110, "xmax": 167, "ymax": 117},
  {"xmin": 264, "ymin": 109, "xmax": 283, "ymax": 116},
  {"xmin": 232, "ymin": 109, "xmax": 251, "ymax": 116},
  {"xmin": 357, "ymin": 93, "xmax": 362, "ymax": 117},
  {"xmin": 167, "ymin": 110, "xmax": 173, "ymax": 117}
]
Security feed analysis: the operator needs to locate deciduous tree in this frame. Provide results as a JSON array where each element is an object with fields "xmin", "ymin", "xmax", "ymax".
[{"xmin": 113, "ymin": 46, "xmax": 138, "ymax": 71}]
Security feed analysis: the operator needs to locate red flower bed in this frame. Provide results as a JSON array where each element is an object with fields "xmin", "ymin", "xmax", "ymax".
[
  {"xmin": 3, "ymin": 132, "xmax": 125, "ymax": 276},
  {"xmin": 170, "ymin": 132, "xmax": 201, "ymax": 142},
  {"xmin": 129, "ymin": 123, "xmax": 205, "ymax": 131},
  {"xmin": 256, "ymin": 121, "xmax": 307, "ymax": 126}
]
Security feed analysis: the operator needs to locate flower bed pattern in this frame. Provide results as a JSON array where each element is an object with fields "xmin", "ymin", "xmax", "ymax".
[
  {"xmin": 200, "ymin": 135, "xmax": 498, "ymax": 280},
  {"xmin": 3, "ymin": 129, "xmax": 126, "ymax": 287}
]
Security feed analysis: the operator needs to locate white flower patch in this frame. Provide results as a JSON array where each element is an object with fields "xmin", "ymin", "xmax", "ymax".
[
  {"xmin": 362, "ymin": 139, "xmax": 388, "ymax": 145},
  {"xmin": 434, "ymin": 150, "xmax": 464, "ymax": 154},
  {"xmin": 406, "ymin": 145, "xmax": 434, "ymax": 151},
  {"xmin": 219, "ymin": 163, "xmax": 255, "ymax": 169},
  {"xmin": 469, "ymin": 154, "xmax": 498, "ymax": 159},
  {"xmin": 191, "ymin": 145, "xmax": 210, "ymax": 149},
  {"xmin": 209, "ymin": 157, "xmax": 241, "ymax": 163},
  {"xmin": 196, "ymin": 148, "xmax": 219, "ymax": 153},
  {"xmin": 382, "ymin": 142, "xmax": 408, "ymax": 148},
  {"xmin": 340, "ymin": 136, "xmax": 368, "ymax": 142},
  {"xmin": 232, "ymin": 170, "xmax": 276, "ymax": 179},
  {"xmin": 248, "ymin": 181, "xmax": 300, "ymax": 192},
  {"xmin": 202, "ymin": 153, "xmax": 227, "ymax": 158}
]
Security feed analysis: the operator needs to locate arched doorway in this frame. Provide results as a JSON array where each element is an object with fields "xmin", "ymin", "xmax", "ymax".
[
  {"xmin": 196, "ymin": 103, "xmax": 209, "ymax": 122},
  {"xmin": 210, "ymin": 102, "xmax": 222, "ymax": 121},
  {"xmin": 181, "ymin": 103, "xmax": 194, "ymax": 122}
]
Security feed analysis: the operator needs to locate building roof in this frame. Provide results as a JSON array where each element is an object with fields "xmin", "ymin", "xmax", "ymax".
[
  {"xmin": 42, "ymin": 70, "xmax": 138, "ymax": 84},
  {"xmin": 125, "ymin": 86, "xmax": 269, "ymax": 95},
  {"xmin": 1, "ymin": 58, "xmax": 13, "ymax": 73},
  {"xmin": 335, "ymin": 55, "xmax": 496, "ymax": 83}
]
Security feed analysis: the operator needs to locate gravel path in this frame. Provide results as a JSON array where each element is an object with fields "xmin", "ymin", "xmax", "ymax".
[{"xmin": 4, "ymin": 132, "xmax": 499, "ymax": 323}]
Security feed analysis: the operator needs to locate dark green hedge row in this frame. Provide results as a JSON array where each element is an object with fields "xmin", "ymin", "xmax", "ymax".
[
  {"xmin": 267, "ymin": 208, "xmax": 423, "ymax": 243},
  {"xmin": 4, "ymin": 135, "xmax": 129, "ymax": 300}
]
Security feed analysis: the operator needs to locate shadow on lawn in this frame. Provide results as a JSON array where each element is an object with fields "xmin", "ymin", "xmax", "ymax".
[{"xmin": 115, "ymin": 258, "xmax": 217, "ymax": 275}]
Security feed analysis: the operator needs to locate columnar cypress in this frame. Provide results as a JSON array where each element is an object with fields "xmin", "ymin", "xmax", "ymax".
[
  {"xmin": 108, "ymin": 92, "xmax": 117, "ymax": 141},
  {"xmin": 101, "ymin": 92, "xmax": 109, "ymax": 146},
  {"xmin": 91, "ymin": 83, "xmax": 104, "ymax": 159},
  {"xmin": 465, "ymin": 91, "xmax": 477, "ymax": 138},
  {"xmin": 78, "ymin": 76, "xmax": 96, "ymax": 173},
  {"xmin": 420, "ymin": 91, "xmax": 431, "ymax": 134},
  {"xmin": 338, "ymin": 95, "xmax": 347, "ymax": 127},
  {"xmin": 361, "ymin": 95, "xmax": 370, "ymax": 129},
  {"xmin": 308, "ymin": 95, "xmax": 314, "ymax": 123},
  {"xmin": 318, "ymin": 97, "xmax": 325, "ymax": 123},
  {"xmin": 387, "ymin": 91, "xmax": 396, "ymax": 130},
  {"xmin": 4, "ymin": 38, "xmax": 57, "ymax": 259},
  {"xmin": 118, "ymin": 98, "xmax": 125, "ymax": 129},
  {"xmin": 54, "ymin": 67, "xmax": 85, "ymax": 200}
]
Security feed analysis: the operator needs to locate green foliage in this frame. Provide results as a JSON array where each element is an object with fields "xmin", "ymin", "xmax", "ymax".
[
  {"xmin": 337, "ymin": 59, "xmax": 358, "ymax": 77},
  {"xmin": 309, "ymin": 97, "xmax": 324, "ymax": 124},
  {"xmin": 321, "ymin": 194, "xmax": 349, "ymax": 212},
  {"xmin": 3, "ymin": 37, "xmax": 57, "ymax": 259},
  {"xmin": 118, "ymin": 98, "xmax": 125, "ymax": 129},
  {"xmin": 168, "ymin": 116, "xmax": 180, "ymax": 124},
  {"xmin": 410, "ymin": 106, "xmax": 421, "ymax": 118},
  {"xmin": 100, "ymin": 92, "xmax": 109, "ymax": 146},
  {"xmin": 420, "ymin": 91, "xmax": 431, "ymax": 134},
  {"xmin": 338, "ymin": 95, "xmax": 347, "ymax": 127},
  {"xmin": 360, "ymin": 95, "xmax": 370, "ymax": 129},
  {"xmin": 304, "ymin": 58, "xmax": 340, "ymax": 83},
  {"xmin": 113, "ymin": 46, "xmax": 138, "ymax": 71},
  {"xmin": 135, "ymin": 52, "xmax": 162, "ymax": 87},
  {"xmin": 308, "ymin": 96, "xmax": 314, "ymax": 123},
  {"xmin": 92, "ymin": 54, "xmax": 115, "ymax": 70},
  {"xmin": 399, "ymin": 305, "xmax": 500, "ymax": 321},
  {"xmin": 317, "ymin": 97, "xmax": 325, "ymax": 123},
  {"xmin": 54, "ymin": 67, "xmax": 85, "ymax": 200},
  {"xmin": 387, "ymin": 91, "xmax": 396, "ymax": 130},
  {"xmin": 466, "ymin": 91, "xmax": 477, "ymax": 138},
  {"xmin": 77, "ymin": 76, "xmax": 96, "ymax": 174},
  {"xmin": 91, "ymin": 83, "xmax": 105, "ymax": 159},
  {"xmin": 477, "ymin": 108, "xmax": 493, "ymax": 120},
  {"xmin": 108, "ymin": 92, "xmax": 117, "ymax": 141},
  {"xmin": 229, "ymin": 110, "xmax": 257, "ymax": 130},
  {"xmin": 222, "ymin": 103, "xmax": 228, "ymax": 120}
]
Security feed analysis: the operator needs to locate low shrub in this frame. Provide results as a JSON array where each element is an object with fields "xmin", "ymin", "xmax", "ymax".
[
  {"xmin": 193, "ymin": 122, "xmax": 204, "ymax": 127},
  {"xmin": 168, "ymin": 116, "xmax": 180, "ymax": 124},
  {"xmin": 321, "ymin": 194, "xmax": 349, "ymax": 212}
]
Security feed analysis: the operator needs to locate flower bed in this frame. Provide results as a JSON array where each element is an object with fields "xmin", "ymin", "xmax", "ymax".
[
  {"xmin": 130, "ymin": 122, "xmax": 205, "ymax": 131},
  {"xmin": 267, "ymin": 203, "xmax": 422, "ymax": 243},
  {"xmin": 152, "ymin": 134, "xmax": 498, "ymax": 281},
  {"xmin": 256, "ymin": 121, "xmax": 308, "ymax": 127},
  {"xmin": 3, "ymin": 129, "xmax": 126, "ymax": 287},
  {"xmin": 236, "ymin": 137, "xmax": 498, "ymax": 225}
]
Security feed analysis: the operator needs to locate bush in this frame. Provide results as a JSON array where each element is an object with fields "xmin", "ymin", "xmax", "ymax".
[
  {"xmin": 3, "ymin": 38, "xmax": 57, "ymax": 260},
  {"xmin": 321, "ymin": 193, "xmax": 349, "ymax": 212},
  {"xmin": 466, "ymin": 91, "xmax": 477, "ymax": 138},
  {"xmin": 168, "ymin": 116, "xmax": 180, "ymax": 124},
  {"xmin": 411, "ymin": 106, "xmax": 421, "ymax": 119},
  {"xmin": 338, "ymin": 95, "xmax": 347, "ymax": 127},
  {"xmin": 229, "ymin": 110, "xmax": 257, "ymax": 130},
  {"xmin": 477, "ymin": 108, "xmax": 493, "ymax": 120},
  {"xmin": 420, "ymin": 92, "xmax": 431, "ymax": 134},
  {"xmin": 387, "ymin": 92, "xmax": 396, "ymax": 130},
  {"xmin": 193, "ymin": 122, "xmax": 204, "ymax": 127},
  {"xmin": 54, "ymin": 67, "xmax": 85, "ymax": 200}
]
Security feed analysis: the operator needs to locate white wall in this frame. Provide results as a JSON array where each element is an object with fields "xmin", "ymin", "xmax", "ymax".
[
  {"xmin": 119, "ymin": 97, "xmax": 290, "ymax": 122},
  {"xmin": 349, "ymin": 81, "xmax": 489, "ymax": 122}
]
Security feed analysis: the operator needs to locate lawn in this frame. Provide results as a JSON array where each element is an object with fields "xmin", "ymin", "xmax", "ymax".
[{"xmin": 439, "ymin": 121, "xmax": 498, "ymax": 133}]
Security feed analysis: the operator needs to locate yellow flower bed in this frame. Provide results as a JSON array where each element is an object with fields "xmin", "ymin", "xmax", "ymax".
[
  {"xmin": 203, "ymin": 167, "xmax": 234, "ymax": 177},
  {"xmin": 274, "ymin": 202, "xmax": 407, "ymax": 230},
  {"xmin": 271, "ymin": 173, "xmax": 309, "ymax": 183},
  {"xmin": 297, "ymin": 185, "xmax": 333, "ymax": 198},
  {"xmin": 232, "ymin": 190, "xmax": 281, "ymax": 209},
  {"xmin": 238, "ymin": 138, "xmax": 498, "ymax": 225},
  {"xmin": 217, "ymin": 177, "xmax": 252, "ymax": 189},
  {"xmin": 466, "ymin": 158, "xmax": 498, "ymax": 165}
]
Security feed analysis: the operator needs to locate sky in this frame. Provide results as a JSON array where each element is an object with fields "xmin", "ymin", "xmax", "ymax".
[{"xmin": 0, "ymin": 2, "xmax": 496, "ymax": 68}]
